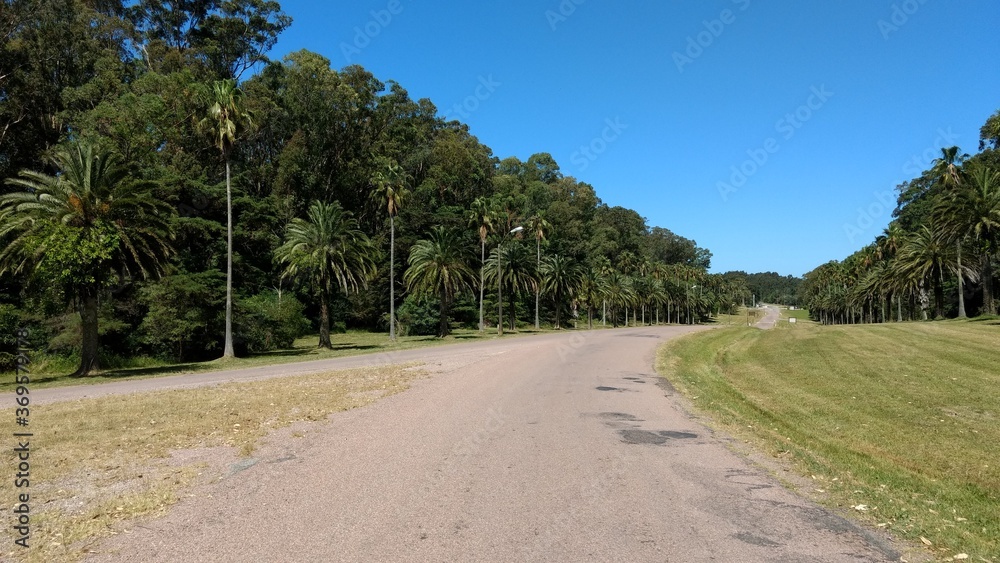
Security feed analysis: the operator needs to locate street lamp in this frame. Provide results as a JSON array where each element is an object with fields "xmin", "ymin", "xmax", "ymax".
[{"xmin": 498, "ymin": 226, "xmax": 524, "ymax": 335}]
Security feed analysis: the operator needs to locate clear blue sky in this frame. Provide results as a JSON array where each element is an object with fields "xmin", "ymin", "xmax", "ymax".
[{"xmin": 267, "ymin": 0, "xmax": 1000, "ymax": 277}]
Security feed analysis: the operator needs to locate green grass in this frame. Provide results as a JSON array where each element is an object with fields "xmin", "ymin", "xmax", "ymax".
[
  {"xmin": 657, "ymin": 320, "xmax": 1000, "ymax": 561},
  {"xmin": 0, "ymin": 326, "xmax": 555, "ymax": 393}
]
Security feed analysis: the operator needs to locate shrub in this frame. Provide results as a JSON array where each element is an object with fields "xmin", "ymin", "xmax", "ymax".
[{"xmin": 235, "ymin": 292, "xmax": 310, "ymax": 353}]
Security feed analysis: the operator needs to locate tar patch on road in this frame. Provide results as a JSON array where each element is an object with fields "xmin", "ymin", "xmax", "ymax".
[
  {"xmin": 618, "ymin": 429, "xmax": 698, "ymax": 445},
  {"xmin": 596, "ymin": 386, "xmax": 629, "ymax": 392},
  {"xmin": 732, "ymin": 531, "xmax": 782, "ymax": 548},
  {"xmin": 598, "ymin": 412, "xmax": 643, "ymax": 422}
]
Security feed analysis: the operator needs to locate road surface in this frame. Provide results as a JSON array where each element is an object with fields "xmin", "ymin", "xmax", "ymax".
[
  {"xmin": 755, "ymin": 304, "xmax": 782, "ymax": 329},
  {"xmin": 84, "ymin": 325, "xmax": 899, "ymax": 562}
]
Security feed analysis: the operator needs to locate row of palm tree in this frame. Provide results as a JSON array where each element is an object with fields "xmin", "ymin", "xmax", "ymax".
[{"xmin": 802, "ymin": 147, "xmax": 1000, "ymax": 323}]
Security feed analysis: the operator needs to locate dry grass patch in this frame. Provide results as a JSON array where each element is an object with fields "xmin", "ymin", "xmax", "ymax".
[{"xmin": 1, "ymin": 363, "xmax": 423, "ymax": 562}]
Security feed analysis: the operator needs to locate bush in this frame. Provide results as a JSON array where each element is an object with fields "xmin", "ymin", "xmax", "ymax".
[
  {"xmin": 396, "ymin": 294, "xmax": 440, "ymax": 336},
  {"xmin": 235, "ymin": 292, "xmax": 310, "ymax": 353}
]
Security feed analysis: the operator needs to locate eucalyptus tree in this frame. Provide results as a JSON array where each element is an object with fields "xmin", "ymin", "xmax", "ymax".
[
  {"xmin": 0, "ymin": 142, "xmax": 174, "ymax": 376},
  {"xmin": 539, "ymin": 254, "xmax": 581, "ymax": 329},
  {"xmin": 197, "ymin": 78, "xmax": 255, "ymax": 358},
  {"xmin": 275, "ymin": 201, "xmax": 377, "ymax": 348},
  {"xmin": 372, "ymin": 160, "xmax": 409, "ymax": 340},
  {"xmin": 405, "ymin": 227, "xmax": 476, "ymax": 338}
]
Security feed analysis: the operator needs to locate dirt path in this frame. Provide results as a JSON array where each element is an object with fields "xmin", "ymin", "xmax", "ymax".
[{"xmin": 80, "ymin": 325, "xmax": 903, "ymax": 562}]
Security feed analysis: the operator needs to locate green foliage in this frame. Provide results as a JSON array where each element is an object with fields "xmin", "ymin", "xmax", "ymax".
[
  {"xmin": 396, "ymin": 294, "xmax": 440, "ymax": 336},
  {"xmin": 139, "ymin": 272, "xmax": 225, "ymax": 361},
  {"xmin": 234, "ymin": 291, "xmax": 309, "ymax": 353}
]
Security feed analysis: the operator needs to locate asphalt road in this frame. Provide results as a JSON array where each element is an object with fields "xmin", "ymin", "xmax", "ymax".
[
  {"xmin": 85, "ymin": 325, "xmax": 899, "ymax": 562},
  {"xmin": 755, "ymin": 305, "xmax": 782, "ymax": 329}
]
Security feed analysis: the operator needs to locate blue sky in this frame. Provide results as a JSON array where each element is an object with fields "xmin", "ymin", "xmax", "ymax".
[{"xmin": 267, "ymin": 0, "xmax": 1000, "ymax": 277}]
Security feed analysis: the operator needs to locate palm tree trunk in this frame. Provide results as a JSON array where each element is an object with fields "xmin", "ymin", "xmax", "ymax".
[
  {"xmin": 509, "ymin": 291, "xmax": 516, "ymax": 332},
  {"xmin": 554, "ymin": 293, "xmax": 561, "ymax": 329},
  {"xmin": 319, "ymin": 292, "xmax": 332, "ymax": 349},
  {"xmin": 223, "ymin": 158, "xmax": 235, "ymax": 358},
  {"xmin": 897, "ymin": 294, "xmax": 902, "ymax": 323},
  {"xmin": 535, "ymin": 238, "xmax": 540, "ymax": 329},
  {"xmin": 935, "ymin": 267, "xmax": 945, "ymax": 319},
  {"xmin": 439, "ymin": 289, "xmax": 450, "ymax": 338},
  {"xmin": 73, "ymin": 286, "xmax": 100, "ymax": 376},
  {"xmin": 479, "ymin": 239, "xmax": 485, "ymax": 331},
  {"xmin": 602, "ymin": 300, "xmax": 606, "ymax": 326},
  {"xmin": 983, "ymin": 252, "xmax": 995, "ymax": 315},
  {"xmin": 390, "ymin": 216, "xmax": 396, "ymax": 340},
  {"xmin": 957, "ymin": 241, "xmax": 966, "ymax": 318}
]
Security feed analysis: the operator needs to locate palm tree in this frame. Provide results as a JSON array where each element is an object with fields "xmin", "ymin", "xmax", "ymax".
[
  {"xmin": 275, "ymin": 201, "xmax": 377, "ymax": 348},
  {"xmin": 930, "ymin": 147, "xmax": 970, "ymax": 317},
  {"xmin": 468, "ymin": 197, "xmax": 495, "ymax": 331},
  {"xmin": 578, "ymin": 268, "xmax": 605, "ymax": 329},
  {"xmin": 527, "ymin": 214, "xmax": 551, "ymax": 329},
  {"xmin": 0, "ymin": 141, "xmax": 174, "ymax": 376},
  {"xmin": 539, "ymin": 254, "xmax": 581, "ymax": 329},
  {"xmin": 934, "ymin": 163, "xmax": 1000, "ymax": 315},
  {"xmin": 484, "ymin": 242, "xmax": 535, "ymax": 332},
  {"xmin": 895, "ymin": 223, "xmax": 956, "ymax": 319},
  {"xmin": 197, "ymin": 78, "xmax": 255, "ymax": 358},
  {"xmin": 602, "ymin": 270, "xmax": 636, "ymax": 327},
  {"xmin": 372, "ymin": 161, "xmax": 408, "ymax": 340},
  {"xmin": 405, "ymin": 227, "xmax": 476, "ymax": 338}
]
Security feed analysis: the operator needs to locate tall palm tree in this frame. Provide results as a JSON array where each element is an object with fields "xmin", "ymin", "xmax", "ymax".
[
  {"xmin": 1, "ymin": 141, "xmax": 174, "ymax": 376},
  {"xmin": 931, "ymin": 147, "xmax": 970, "ymax": 317},
  {"xmin": 468, "ymin": 197, "xmax": 495, "ymax": 331},
  {"xmin": 198, "ymin": 78, "xmax": 255, "ymax": 358},
  {"xmin": 275, "ymin": 201, "xmax": 377, "ymax": 348},
  {"xmin": 539, "ymin": 254, "xmax": 581, "ymax": 329},
  {"xmin": 405, "ymin": 227, "xmax": 476, "ymax": 338},
  {"xmin": 484, "ymin": 242, "xmax": 535, "ymax": 332},
  {"xmin": 602, "ymin": 269, "xmax": 636, "ymax": 327},
  {"xmin": 527, "ymin": 214, "xmax": 551, "ymax": 329},
  {"xmin": 372, "ymin": 161, "xmax": 408, "ymax": 340},
  {"xmin": 895, "ymin": 223, "xmax": 957, "ymax": 319},
  {"xmin": 934, "ymin": 163, "xmax": 1000, "ymax": 315},
  {"xmin": 578, "ymin": 268, "xmax": 605, "ymax": 329}
]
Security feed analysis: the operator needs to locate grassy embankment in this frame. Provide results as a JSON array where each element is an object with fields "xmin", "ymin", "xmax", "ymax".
[{"xmin": 658, "ymin": 315, "xmax": 999, "ymax": 561}]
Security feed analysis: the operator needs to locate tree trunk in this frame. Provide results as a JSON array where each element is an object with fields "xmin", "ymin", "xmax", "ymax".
[
  {"xmin": 72, "ymin": 287, "xmax": 100, "ymax": 376},
  {"xmin": 479, "ymin": 239, "xmax": 485, "ymax": 331},
  {"xmin": 956, "ymin": 241, "xmax": 966, "ymax": 318},
  {"xmin": 983, "ymin": 252, "xmax": 995, "ymax": 315},
  {"xmin": 897, "ymin": 294, "xmax": 902, "ymax": 323},
  {"xmin": 509, "ymin": 290, "xmax": 516, "ymax": 332},
  {"xmin": 934, "ymin": 267, "xmax": 945, "ymax": 319},
  {"xmin": 602, "ymin": 300, "xmax": 606, "ymax": 326},
  {"xmin": 535, "ymin": 238, "xmax": 540, "ymax": 329},
  {"xmin": 390, "ymin": 216, "xmax": 396, "ymax": 340},
  {"xmin": 223, "ymin": 158, "xmax": 235, "ymax": 358},
  {"xmin": 554, "ymin": 295, "xmax": 561, "ymax": 329},
  {"xmin": 439, "ymin": 290, "xmax": 450, "ymax": 338},
  {"xmin": 318, "ymin": 293, "xmax": 332, "ymax": 348}
]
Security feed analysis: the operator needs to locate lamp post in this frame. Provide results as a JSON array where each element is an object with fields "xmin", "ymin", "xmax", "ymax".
[{"xmin": 498, "ymin": 226, "xmax": 524, "ymax": 335}]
